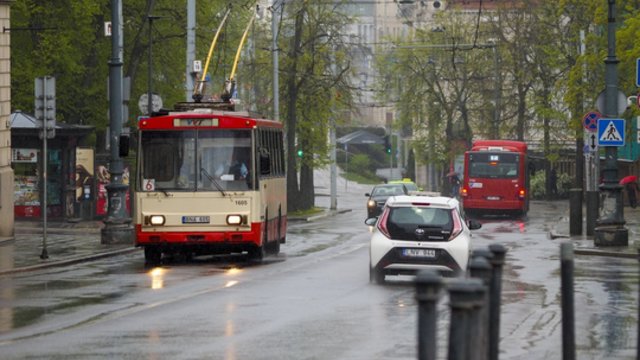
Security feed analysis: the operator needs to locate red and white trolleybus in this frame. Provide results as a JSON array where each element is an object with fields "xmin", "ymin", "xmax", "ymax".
[
  {"xmin": 460, "ymin": 140, "xmax": 530, "ymax": 217},
  {"xmin": 134, "ymin": 101, "xmax": 286, "ymax": 265}
]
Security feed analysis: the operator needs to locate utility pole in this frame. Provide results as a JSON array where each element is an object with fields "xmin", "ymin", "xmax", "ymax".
[
  {"xmin": 186, "ymin": 0, "xmax": 196, "ymax": 101},
  {"xmin": 594, "ymin": 0, "xmax": 627, "ymax": 246},
  {"xmin": 270, "ymin": 0, "xmax": 281, "ymax": 121},
  {"xmin": 102, "ymin": 0, "xmax": 133, "ymax": 244}
]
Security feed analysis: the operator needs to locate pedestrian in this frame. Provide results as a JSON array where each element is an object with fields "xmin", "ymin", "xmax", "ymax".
[{"xmin": 449, "ymin": 173, "xmax": 460, "ymax": 198}]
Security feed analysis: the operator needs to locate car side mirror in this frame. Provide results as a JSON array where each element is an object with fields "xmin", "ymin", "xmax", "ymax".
[
  {"xmin": 364, "ymin": 217, "xmax": 377, "ymax": 226},
  {"xmin": 365, "ymin": 193, "xmax": 371, "ymax": 197},
  {"xmin": 468, "ymin": 219, "xmax": 482, "ymax": 230}
]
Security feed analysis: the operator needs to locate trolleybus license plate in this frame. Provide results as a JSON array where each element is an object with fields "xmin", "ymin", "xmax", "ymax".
[
  {"xmin": 182, "ymin": 216, "xmax": 210, "ymax": 224},
  {"xmin": 402, "ymin": 249, "xmax": 436, "ymax": 258},
  {"xmin": 486, "ymin": 196, "xmax": 500, "ymax": 200}
]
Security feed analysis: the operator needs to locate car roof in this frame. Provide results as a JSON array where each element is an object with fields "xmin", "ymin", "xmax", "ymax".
[
  {"xmin": 374, "ymin": 183, "xmax": 406, "ymax": 189},
  {"xmin": 385, "ymin": 194, "xmax": 458, "ymax": 209}
]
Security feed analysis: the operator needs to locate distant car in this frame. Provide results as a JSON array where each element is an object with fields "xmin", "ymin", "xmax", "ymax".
[
  {"xmin": 388, "ymin": 178, "xmax": 421, "ymax": 193},
  {"xmin": 365, "ymin": 194, "xmax": 482, "ymax": 284},
  {"xmin": 365, "ymin": 183, "xmax": 409, "ymax": 218}
]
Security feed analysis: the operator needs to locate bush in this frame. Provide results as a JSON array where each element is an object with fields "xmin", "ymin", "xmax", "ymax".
[{"xmin": 530, "ymin": 170, "xmax": 573, "ymax": 199}]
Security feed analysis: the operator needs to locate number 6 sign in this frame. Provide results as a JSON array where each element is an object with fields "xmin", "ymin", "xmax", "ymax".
[{"xmin": 143, "ymin": 179, "xmax": 155, "ymax": 191}]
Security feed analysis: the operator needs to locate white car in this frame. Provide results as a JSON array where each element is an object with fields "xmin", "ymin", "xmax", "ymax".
[{"xmin": 365, "ymin": 194, "xmax": 482, "ymax": 284}]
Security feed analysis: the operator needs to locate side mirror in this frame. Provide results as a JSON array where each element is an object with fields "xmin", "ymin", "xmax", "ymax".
[
  {"xmin": 119, "ymin": 134, "xmax": 130, "ymax": 157},
  {"xmin": 365, "ymin": 193, "xmax": 371, "ymax": 197},
  {"xmin": 468, "ymin": 219, "xmax": 482, "ymax": 230},
  {"xmin": 364, "ymin": 217, "xmax": 378, "ymax": 226}
]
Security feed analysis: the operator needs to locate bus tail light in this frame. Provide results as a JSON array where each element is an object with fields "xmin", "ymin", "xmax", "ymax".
[
  {"xmin": 461, "ymin": 187, "xmax": 468, "ymax": 197},
  {"xmin": 518, "ymin": 189, "xmax": 526, "ymax": 200}
]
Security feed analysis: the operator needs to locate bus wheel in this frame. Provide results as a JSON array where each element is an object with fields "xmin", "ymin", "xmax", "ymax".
[
  {"xmin": 250, "ymin": 210, "xmax": 268, "ymax": 262},
  {"xmin": 144, "ymin": 246, "xmax": 161, "ymax": 266}
]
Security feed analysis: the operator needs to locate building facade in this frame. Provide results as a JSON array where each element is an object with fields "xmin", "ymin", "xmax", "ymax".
[{"xmin": 0, "ymin": 1, "xmax": 13, "ymax": 238}]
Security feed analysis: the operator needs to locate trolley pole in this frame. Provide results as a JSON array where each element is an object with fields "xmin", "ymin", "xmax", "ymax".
[
  {"xmin": 594, "ymin": 0, "xmax": 628, "ymax": 246},
  {"xmin": 102, "ymin": 0, "xmax": 134, "ymax": 244}
]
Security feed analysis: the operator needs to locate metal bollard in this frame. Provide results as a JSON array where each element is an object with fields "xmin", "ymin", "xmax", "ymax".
[
  {"xmin": 469, "ymin": 256, "xmax": 492, "ymax": 360},
  {"xmin": 415, "ymin": 269, "xmax": 443, "ymax": 360},
  {"xmin": 448, "ymin": 278, "xmax": 483, "ymax": 360},
  {"xmin": 561, "ymin": 242, "xmax": 575, "ymax": 360},
  {"xmin": 586, "ymin": 190, "xmax": 599, "ymax": 236},
  {"xmin": 488, "ymin": 244, "xmax": 507, "ymax": 360},
  {"xmin": 569, "ymin": 188, "xmax": 583, "ymax": 235}
]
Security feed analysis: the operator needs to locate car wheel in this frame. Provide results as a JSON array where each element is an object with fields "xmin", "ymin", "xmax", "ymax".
[{"xmin": 370, "ymin": 265, "xmax": 385, "ymax": 284}]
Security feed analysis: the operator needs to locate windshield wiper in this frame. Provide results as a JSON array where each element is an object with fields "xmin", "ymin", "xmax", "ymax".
[{"xmin": 201, "ymin": 167, "xmax": 226, "ymax": 197}]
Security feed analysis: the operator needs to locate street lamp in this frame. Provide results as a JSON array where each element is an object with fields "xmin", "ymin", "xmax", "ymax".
[{"xmin": 595, "ymin": 0, "xmax": 627, "ymax": 246}]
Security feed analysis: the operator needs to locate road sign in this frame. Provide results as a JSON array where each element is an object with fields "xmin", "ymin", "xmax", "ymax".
[
  {"xmin": 596, "ymin": 89, "xmax": 627, "ymax": 115},
  {"xmin": 588, "ymin": 133, "xmax": 598, "ymax": 151},
  {"xmin": 597, "ymin": 118, "xmax": 625, "ymax": 147},
  {"xmin": 582, "ymin": 111, "xmax": 600, "ymax": 132}
]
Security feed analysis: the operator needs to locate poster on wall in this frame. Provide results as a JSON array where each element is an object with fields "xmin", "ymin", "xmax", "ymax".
[
  {"xmin": 96, "ymin": 164, "xmax": 131, "ymax": 216},
  {"xmin": 13, "ymin": 148, "xmax": 40, "ymax": 217},
  {"xmin": 75, "ymin": 148, "xmax": 94, "ymax": 202},
  {"xmin": 12, "ymin": 148, "xmax": 38, "ymax": 163}
]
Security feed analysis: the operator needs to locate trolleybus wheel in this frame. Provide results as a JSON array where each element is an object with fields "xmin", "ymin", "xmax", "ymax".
[
  {"xmin": 144, "ymin": 246, "xmax": 161, "ymax": 266},
  {"xmin": 249, "ymin": 209, "xmax": 269, "ymax": 262}
]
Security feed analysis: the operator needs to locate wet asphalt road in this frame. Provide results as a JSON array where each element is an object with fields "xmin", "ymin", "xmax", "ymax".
[{"xmin": 0, "ymin": 178, "xmax": 638, "ymax": 359}]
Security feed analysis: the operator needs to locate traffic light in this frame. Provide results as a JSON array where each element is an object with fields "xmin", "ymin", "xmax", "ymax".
[
  {"xmin": 384, "ymin": 136, "xmax": 392, "ymax": 154},
  {"xmin": 297, "ymin": 149, "xmax": 303, "ymax": 158}
]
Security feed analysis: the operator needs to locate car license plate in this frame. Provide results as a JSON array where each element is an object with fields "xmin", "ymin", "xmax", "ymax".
[
  {"xmin": 486, "ymin": 196, "xmax": 500, "ymax": 200},
  {"xmin": 402, "ymin": 249, "xmax": 436, "ymax": 258},
  {"xmin": 182, "ymin": 216, "xmax": 210, "ymax": 224}
]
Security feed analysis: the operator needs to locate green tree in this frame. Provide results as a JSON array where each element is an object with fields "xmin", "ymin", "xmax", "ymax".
[{"xmin": 280, "ymin": 1, "xmax": 356, "ymax": 212}]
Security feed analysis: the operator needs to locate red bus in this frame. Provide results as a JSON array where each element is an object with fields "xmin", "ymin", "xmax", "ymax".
[
  {"xmin": 460, "ymin": 140, "xmax": 529, "ymax": 216},
  {"xmin": 134, "ymin": 101, "xmax": 286, "ymax": 265}
]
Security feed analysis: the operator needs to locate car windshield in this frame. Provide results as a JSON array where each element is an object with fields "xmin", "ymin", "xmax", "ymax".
[
  {"xmin": 385, "ymin": 206, "xmax": 453, "ymax": 241},
  {"xmin": 372, "ymin": 185, "xmax": 405, "ymax": 196},
  {"xmin": 389, "ymin": 207, "xmax": 452, "ymax": 228}
]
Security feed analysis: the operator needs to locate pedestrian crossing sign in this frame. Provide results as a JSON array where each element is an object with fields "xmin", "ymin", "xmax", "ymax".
[{"xmin": 597, "ymin": 118, "xmax": 625, "ymax": 146}]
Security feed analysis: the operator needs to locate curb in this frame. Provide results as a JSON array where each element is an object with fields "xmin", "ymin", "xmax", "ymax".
[{"xmin": 0, "ymin": 247, "xmax": 141, "ymax": 276}]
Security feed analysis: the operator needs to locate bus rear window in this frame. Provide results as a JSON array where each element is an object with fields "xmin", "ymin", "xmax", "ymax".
[{"xmin": 468, "ymin": 152, "xmax": 519, "ymax": 178}]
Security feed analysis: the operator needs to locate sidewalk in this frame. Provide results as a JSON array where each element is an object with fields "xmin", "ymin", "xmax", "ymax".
[
  {"xmin": 0, "ymin": 220, "xmax": 138, "ymax": 276},
  {"xmin": 550, "ymin": 201, "xmax": 640, "ymax": 259}
]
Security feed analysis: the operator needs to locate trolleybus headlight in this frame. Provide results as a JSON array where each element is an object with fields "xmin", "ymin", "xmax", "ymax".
[
  {"xmin": 226, "ymin": 214, "xmax": 243, "ymax": 225},
  {"xmin": 147, "ymin": 215, "xmax": 166, "ymax": 226}
]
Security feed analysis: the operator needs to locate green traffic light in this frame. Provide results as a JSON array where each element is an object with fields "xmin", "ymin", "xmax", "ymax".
[{"xmin": 297, "ymin": 149, "xmax": 303, "ymax": 157}]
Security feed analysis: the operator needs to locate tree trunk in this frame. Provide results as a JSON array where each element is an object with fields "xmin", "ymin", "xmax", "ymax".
[{"xmin": 285, "ymin": 7, "xmax": 305, "ymax": 212}]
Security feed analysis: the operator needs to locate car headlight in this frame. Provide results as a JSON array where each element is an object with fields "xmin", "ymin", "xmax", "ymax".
[
  {"xmin": 226, "ymin": 214, "xmax": 245, "ymax": 225},
  {"xmin": 367, "ymin": 200, "xmax": 376, "ymax": 208},
  {"xmin": 146, "ymin": 215, "xmax": 165, "ymax": 226}
]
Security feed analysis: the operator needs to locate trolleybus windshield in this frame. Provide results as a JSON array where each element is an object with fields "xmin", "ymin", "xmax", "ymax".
[
  {"xmin": 468, "ymin": 152, "xmax": 519, "ymax": 179},
  {"xmin": 140, "ymin": 129, "xmax": 252, "ymax": 192}
]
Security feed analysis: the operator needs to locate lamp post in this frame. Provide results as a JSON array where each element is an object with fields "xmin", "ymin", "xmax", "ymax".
[
  {"xmin": 594, "ymin": 0, "xmax": 627, "ymax": 246},
  {"xmin": 147, "ymin": 15, "xmax": 162, "ymax": 115},
  {"xmin": 102, "ymin": 0, "xmax": 133, "ymax": 244}
]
